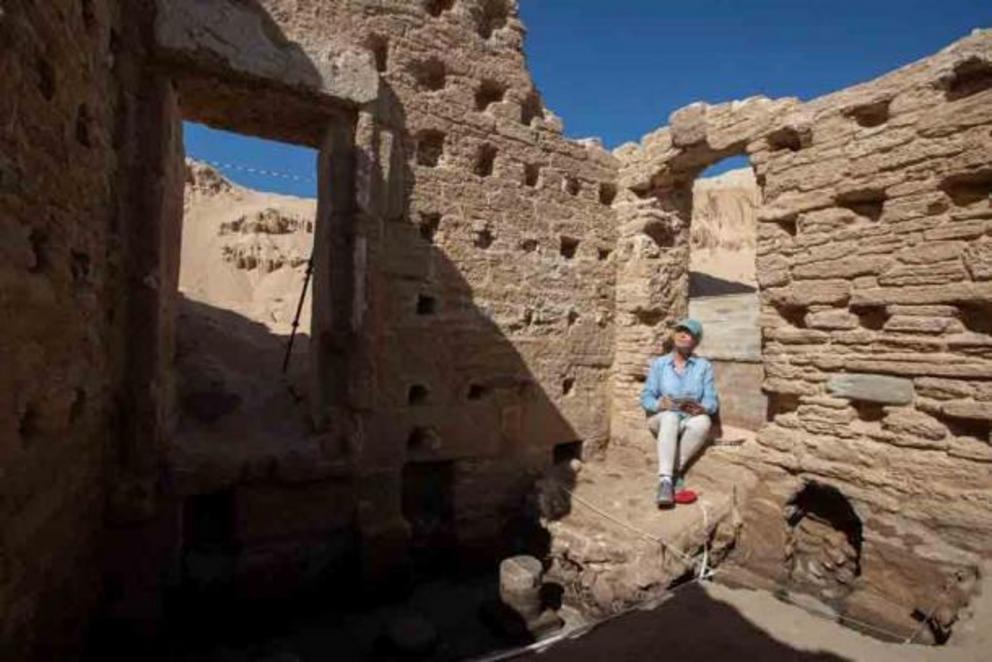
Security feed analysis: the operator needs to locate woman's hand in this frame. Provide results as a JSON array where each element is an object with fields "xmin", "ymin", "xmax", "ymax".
[
  {"xmin": 682, "ymin": 402, "xmax": 706, "ymax": 416},
  {"xmin": 658, "ymin": 396, "xmax": 675, "ymax": 412}
]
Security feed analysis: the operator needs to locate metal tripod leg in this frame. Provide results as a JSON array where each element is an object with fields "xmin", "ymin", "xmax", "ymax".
[{"xmin": 282, "ymin": 254, "xmax": 314, "ymax": 374}]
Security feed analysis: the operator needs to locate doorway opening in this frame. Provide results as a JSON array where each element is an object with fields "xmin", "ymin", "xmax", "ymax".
[
  {"xmin": 686, "ymin": 154, "xmax": 764, "ymax": 432},
  {"xmin": 176, "ymin": 122, "xmax": 318, "ymax": 454},
  {"xmin": 402, "ymin": 461, "xmax": 457, "ymax": 574}
]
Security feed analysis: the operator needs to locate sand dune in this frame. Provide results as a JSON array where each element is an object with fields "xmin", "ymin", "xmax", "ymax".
[
  {"xmin": 180, "ymin": 159, "xmax": 316, "ymax": 335},
  {"xmin": 690, "ymin": 167, "xmax": 760, "ymax": 289}
]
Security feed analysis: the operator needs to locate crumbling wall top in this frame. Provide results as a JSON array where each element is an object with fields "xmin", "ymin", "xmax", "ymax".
[{"xmin": 615, "ymin": 95, "xmax": 798, "ymax": 191}]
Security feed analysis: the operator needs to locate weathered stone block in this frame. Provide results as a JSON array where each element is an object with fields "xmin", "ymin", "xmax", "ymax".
[
  {"xmin": 942, "ymin": 400, "xmax": 992, "ymax": 420},
  {"xmin": 896, "ymin": 242, "xmax": 965, "ymax": 264},
  {"xmin": 914, "ymin": 376, "xmax": 977, "ymax": 400},
  {"xmin": 886, "ymin": 304, "xmax": 960, "ymax": 317},
  {"xmin": 963, "ymin": 241, "xmax": 992, "ymax": 280},
  {"xmin": 852, "ymin": 282, "xmax": 992, "ymax": 306},
  {"xmin": 499, "ymin": 555, "xmax": 544, "ymax": 620},
  {"xmin": 767, "ymin": 280, "xmax": 851, "ymax": 306},
  {"xmin": 882, "ymin": 408, "xmax": 948, "ymax": 440},
  {"xmin": 154, "ymin": 0, "xmax": 379, "ymax": 104},
  {"xmin": 826, "ymin": 373, "xmax": 914, "ymax": 405},
  {"xmin": 806, "ymin": 309, "xmax": 859, "ymax": 330},
  {"xmin": 877, "ymin": 261, "xmax": 969, "ymax": 287},
  {"xmin": 766, "ymin": 327, "xmax": 830, "ymax": 344},
  {"xmin": 948, "ymin": 436, "xmax": 992, "ymax": 462},
  {"xmin": 792, "ymin": 256, "xmax": 888, "ymax": 280},
  {"xmin": 883, "ymin": 315, "xmax": 961, "ymax": 334},
  {"xmin": 670, "ymin": 102, "xmax": 708, "ymax": 147}
]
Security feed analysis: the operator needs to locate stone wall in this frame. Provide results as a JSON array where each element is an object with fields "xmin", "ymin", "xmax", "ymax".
[
  {"xmin": 614, "ymin": 28, "xmax": 992, "ymax": 639},
  {"xmin": 128, "ymin": 0, "xmax": 617, "ymax": 615},
  {"xmin": 305, "ymin": 0, "xmax": 618, "ymax": 553},
  {"xmin": 4, "ymin": 0, "xmax": 618, "ymax": 656},
  {"xmin": 167, "ymin": 0, "xmax": 617, "ymax": 556},
  {"xmin": 3, "ymin": 0, "xmax": 991, "ymax": 655},
  {"xmin": 0, "ymin": 0, "xmax": 125, "ymax": 657}
]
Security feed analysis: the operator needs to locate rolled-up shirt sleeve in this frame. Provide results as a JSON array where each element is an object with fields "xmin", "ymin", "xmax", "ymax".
[
  {"xmin": 640, "ymin": 360, "xmax": 662, "ymax": 413},
  {"xmin": 700, "ymin": 361, "xmax": 719, "ymax": 415}
]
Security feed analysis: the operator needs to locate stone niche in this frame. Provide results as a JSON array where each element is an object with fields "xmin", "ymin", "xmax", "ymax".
[{"xmin": 784, "ymin": 482, "xmax": 862, "ymax": 603}]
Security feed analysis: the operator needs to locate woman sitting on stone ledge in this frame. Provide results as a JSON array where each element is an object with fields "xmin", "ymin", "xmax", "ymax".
[{"xmin": 640, "ymin": 319, "xmax": 720, "ymax": 509}]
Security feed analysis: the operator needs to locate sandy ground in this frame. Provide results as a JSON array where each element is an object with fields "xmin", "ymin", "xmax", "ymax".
[{"xmin": 514, "ymin": 573, "xmax": 992, "ymax": 662}]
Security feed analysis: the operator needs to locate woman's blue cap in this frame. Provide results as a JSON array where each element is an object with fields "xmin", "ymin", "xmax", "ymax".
[{"xmin": 674, "ymin": 318, "xmax": 703, "ymax": 340}]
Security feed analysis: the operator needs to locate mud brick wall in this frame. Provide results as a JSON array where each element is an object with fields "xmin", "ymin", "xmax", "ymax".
[
  {"xmin": 743, "ymin": 31, "xmax": 992, "ymax": 559},
  {"xmin": 3, "ymin": 0, "xmax": 991, "ymax": 654},
  {"xmin": 0, "ymin": 0, "xmax": 127, "ymax": 657},
  {"xmin": 95, "ymin": 0, "xmax": 620, "ymax": 596},
  {"xmin": 614, "ymin": 29, "xmax": 992, "ymax": 637},
  {"xmin": 247, "ymin": 0, "xmax": 618, "ymax": 549}
]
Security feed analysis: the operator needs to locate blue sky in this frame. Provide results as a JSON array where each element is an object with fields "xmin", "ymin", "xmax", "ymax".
[
  {"xmin": 184, "ymin": 121, "xmax": 319, "ymax": 198},
  {"xmin": 184, "ymin": 0, "xmax": 991, "ymax": 193}
]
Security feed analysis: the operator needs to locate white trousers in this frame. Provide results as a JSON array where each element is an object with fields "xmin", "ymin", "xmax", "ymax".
[{"xmin": 647, "ymin": 411, "xmax": 712, "ymax": 478}]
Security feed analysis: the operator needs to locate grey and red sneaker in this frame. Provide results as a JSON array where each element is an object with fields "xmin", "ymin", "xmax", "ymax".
[{"xmin": 657, "ymin": 477, "xmax": 675, "ymax": 508}]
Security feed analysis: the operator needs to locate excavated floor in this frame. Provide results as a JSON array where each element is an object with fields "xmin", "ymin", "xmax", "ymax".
[
  {"xmin": 517, "ymin": 575, "xmax": 992, "ymax": 662},
  {"xmin": 543, "ymin": 427, "xmax": 761, "ymax": 614}
]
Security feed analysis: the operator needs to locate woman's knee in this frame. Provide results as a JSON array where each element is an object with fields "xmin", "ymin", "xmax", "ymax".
[
  {"xmin": 649, "ymin": 410, "xmax": 680, "ymax": 436},
  {"xmin": 685, "ymin": 414, "xmax": 712, "ymax": 433}
]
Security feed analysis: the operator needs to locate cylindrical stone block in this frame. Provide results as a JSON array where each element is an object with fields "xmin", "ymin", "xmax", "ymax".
[{"xmin": 499, "ymin": 555, "xmax": 543, "ymax": 620}]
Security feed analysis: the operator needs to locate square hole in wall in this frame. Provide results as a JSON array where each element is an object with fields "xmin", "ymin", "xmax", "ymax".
[
  {"xmin": 184, "ymin": 490, "xmax": 236, "ymax": 548},
  {"xmin": 524, "ymin": 163, "xmax": 541, "ymax": 188},
  {"xmin": 474, "ymin": 144, "xmax": 497, "ymax": 178},
  {"xmin": 560, "ymin": 236, "xmax": 579, "ymax": 259},
  {"xmin": 564, "ymin": 176, "xmax": 581, "ymax": 196},
  {"xmin": 416, "ymin": 294, "xmax": 437, "ymax": 315},
  {"xmin": 844, "ymin": 99, "xmax": 891, "ymax": 128},
  {"xmin": 521, "ymin": 90, "xmax": 544, "ymax": 126},
  {"xmin": 553, "ymin": 440, "xmax": 583, "ymax": 464},
  {"xmin": 599, "ymin": 182, "xmax": 617, "ymax": 206},
  {"xmin": 467, "ymin": 383, "xmax": 489, "ymax": 400},
  {"xmin": 473, "ymin": 0, "xmax": 510, "ymax": 40},
  {"xmin": 423, "ymin": 0, "xmax": 455, "ymax": 18},
  {"xmin": 767, "ymin": 126, "xmax": 811, "ymax": 152},
  {"xmin": 475, "ymin": 79, "xmax": 506, "ymax": 112},
  {"xmin": 418, "ymin": 211, "xmax": 441, "ymax": 243},
  {"xmin": 416, "ymin": 130, "xmax": 446, "ymax": 167},
  {"xmin": 408, "ymin": 384, "xmax": 430, "ymax": 405},
  {"xmin": 366, "ymin": 34, "xmax": 389, "ymax": 73},
  {"xmin": 409, "ymin": 57, "xmax": 446, "ymax": 91}
]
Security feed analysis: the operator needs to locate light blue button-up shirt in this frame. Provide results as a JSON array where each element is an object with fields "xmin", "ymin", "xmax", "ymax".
[{"xmin": 640, "ymin": 352, "xmax": 719, "ymax": 416}]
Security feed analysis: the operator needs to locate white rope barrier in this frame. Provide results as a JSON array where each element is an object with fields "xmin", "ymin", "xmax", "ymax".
[
  {"xmin": 194, "ymin": 157, "xmax": 316, "ymax": 183},
  {"xmin": 558, "ymin": 484, "xmax": 696, "ymax": 565},
  {"xmin": 697, "ymin": 498, "xmax": 714, "ymax": 581}
]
